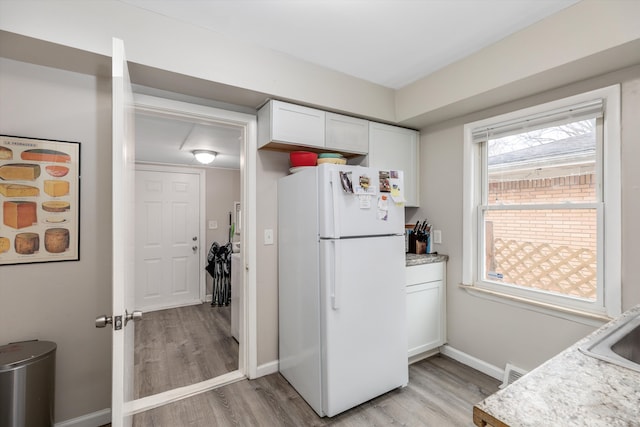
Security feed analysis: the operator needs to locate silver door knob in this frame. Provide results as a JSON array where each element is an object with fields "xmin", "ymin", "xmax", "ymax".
[
  {"xmin": 95, "ymin": 315, "xmax": 112, "ymax": 328},
  {"xmin": 125, "ymin": 309, "xmax": 143, "ymax": 326}
]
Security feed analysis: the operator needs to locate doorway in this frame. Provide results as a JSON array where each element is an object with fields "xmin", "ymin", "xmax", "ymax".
[{"xmin": 129, "ymin": 93, "xmax": 257, "ymax": 413}]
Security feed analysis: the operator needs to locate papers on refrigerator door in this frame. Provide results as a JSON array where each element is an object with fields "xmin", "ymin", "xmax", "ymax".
[
  {"xmin": 352, "ymin": 173, "xmax": 377, "ymax": 209},
  {"xmin": 338, "ymin": 169, "xmax": 405, "ymax": 211},
  {"xmin": 377, "ymin": 194, "xmax": 389, "ymax": 220},
  {"xmin": 387, "ymin": 170, "xmax": 406, "ymax": 205},
  {"xmin": 354, "ymin": 174, "xmax": 376, "ymax": 195},
  {"xmin": 339, "ymin": 171, "xmax": 354, "ymax": 193}
]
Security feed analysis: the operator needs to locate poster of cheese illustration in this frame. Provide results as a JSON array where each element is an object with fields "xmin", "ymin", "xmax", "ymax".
[{"xmin": 0, "ymin": 135, "xmax": 80, "ymax": 265}]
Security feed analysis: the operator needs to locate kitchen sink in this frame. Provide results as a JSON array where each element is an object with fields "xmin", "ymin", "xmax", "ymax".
[{"xmin": 579, "ymin": 311, "xmax": 640, "ymax": 373}]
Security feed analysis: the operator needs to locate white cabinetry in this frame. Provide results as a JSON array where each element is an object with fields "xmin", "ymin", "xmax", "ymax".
[
  {"xmin": 406, "ymin": 262, "xmax": 445, "ymax": 358},
  {"xmin": 258, "ymin": 100, "xmax": 369, "ymax": 156},
  {"xmin": 258, "ymin": 100, "xmax": 325, "ymax": 149},
  {"xmin": 368, "ymin": 122, "xmax": 419, "ymax": 207},
  {"xmin": 325, "ymin": 112, "xmax": 368, "ymax": 154}
]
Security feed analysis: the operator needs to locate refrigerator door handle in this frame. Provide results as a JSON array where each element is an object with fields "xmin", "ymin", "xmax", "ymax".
[
  {"xmin": 331, "ymin": 239, "xmax": 341, "ymax": 310},
  {"xmin": 331, "ymin": 169, "xmax": 341, "ymax": 238}
]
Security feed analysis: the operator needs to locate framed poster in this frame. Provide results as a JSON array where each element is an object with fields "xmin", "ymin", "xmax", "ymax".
[{"xmin": 0, "ymin": 135, "xmax": 80, "ymax": 265}]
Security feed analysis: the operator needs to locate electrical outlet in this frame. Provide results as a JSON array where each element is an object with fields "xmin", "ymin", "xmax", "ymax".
[
  {"xmin": 208, "ymin": 220, "xmax": 218, "ymax": 230},
  {"xmin": 433, "ymin": 229, "xmax": 442, "ymax": 244},
  {"xmin": 264, "ymin": 229, "xmax": 274, "ymax": 245}
]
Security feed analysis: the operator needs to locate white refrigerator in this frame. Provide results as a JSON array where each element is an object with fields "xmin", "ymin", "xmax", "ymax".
[{"xmin": 278, "ymin": 163, "xmax": 408, "ymax": 417}]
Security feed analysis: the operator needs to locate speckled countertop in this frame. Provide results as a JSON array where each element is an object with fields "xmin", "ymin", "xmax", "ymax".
[
  {"xmin": 474, "ymin": 305, "xmax": 640, "ymax": 426},
  {"xmin": 405, "ymin": 253, "xmax": 448, "ymax": 266}
]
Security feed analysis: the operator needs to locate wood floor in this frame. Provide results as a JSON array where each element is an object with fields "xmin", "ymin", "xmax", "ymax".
[
  {"xmin": 134, "ymin": 303, "xmax": 239, "ymax": 398},
  {"xmin": 132, "ymin": 354, "xmax": 499, "ymax": 426},
  {"xmin": 131, "ymin": 302, "xmax": 499, "ymax": 426}
]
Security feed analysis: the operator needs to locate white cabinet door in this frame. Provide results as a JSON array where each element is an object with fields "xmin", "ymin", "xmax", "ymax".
[
  {"xmin": 406, "ymin": 262, "xmax": 445, "ymax": 359},
  {"xmin": 325, "ymin": 112, "xmax": 368, "ymax": 154},
  {"xmin": 369, "ymin": 122, "xmax": 419, "ymax": 207},
  {"xmin": 406, "ymin": 281, "xmax": 442, "ymax": 357},
  {"xmin": 258, "ymin": 100, "xmax": 325, "ymax": 148}
]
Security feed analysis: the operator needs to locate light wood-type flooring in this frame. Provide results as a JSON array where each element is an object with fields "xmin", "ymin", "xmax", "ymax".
[
  {"xmin": 132, "ymin": 355, "xmax": 499, "ymax": 426},
  {"xmin": 129, "ymin": 302, "xmax": 499, "ymax": 426},
  {"xmin": 134, "ymin": 303, "xmax": 239, "ymax": 398}
]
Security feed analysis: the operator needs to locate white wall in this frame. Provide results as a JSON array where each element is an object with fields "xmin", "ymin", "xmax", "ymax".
[
  {"xmin": 5, "ymin": 1, "xmax": 638, "ymax": 129},
  {"xmin": 255, "ymin": 150, "xmax": 290, "ymax": 365},
  {"xmin": 0, "ymin": 57, "xmax": 112, "ymax": 422},
  {"xmin": 396, "ymin": 0, "xmax": 640, "ymax": 127},
  {"xmin": 410, "ymin": 65, "xmax": 640, "ymax": 371},
  {"xmin": 0, "ymin": 0, "xmax": 396, "ymax": 123}
]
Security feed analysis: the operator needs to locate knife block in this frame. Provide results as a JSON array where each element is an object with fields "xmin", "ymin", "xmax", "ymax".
[{"xmin": 408, "ymin": 233, "xmax": 426, "ymax": 254}]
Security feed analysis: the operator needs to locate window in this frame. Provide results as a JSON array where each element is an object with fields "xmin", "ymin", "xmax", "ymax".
[{"xmin": 463, "ymin": 86, "xmax": 621, "ymax": 319}]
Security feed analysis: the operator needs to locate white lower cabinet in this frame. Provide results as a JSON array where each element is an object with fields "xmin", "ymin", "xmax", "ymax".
[{"xmin": 406, "ymin": 262, "xmax": 445, "ymax": 358}]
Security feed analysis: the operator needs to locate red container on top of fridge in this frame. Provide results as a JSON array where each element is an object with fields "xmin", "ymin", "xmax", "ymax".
[{"xmin": 289, "ymin": 151, "xmax": 318, "ymax": 167}]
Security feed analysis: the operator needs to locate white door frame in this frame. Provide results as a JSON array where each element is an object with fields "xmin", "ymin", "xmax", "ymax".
[
  {"xmin": 124, "ymin": 94, "xmax": 258, "ymax": 416},
  {"xmin": 134, "ymin": 164, "xmax": 206, "ymax": 307}
]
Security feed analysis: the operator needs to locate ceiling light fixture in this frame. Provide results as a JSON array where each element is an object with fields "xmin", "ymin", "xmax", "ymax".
[{"xmin": 193, "ymin": 149, "xmax": 217, "ymax": 165}]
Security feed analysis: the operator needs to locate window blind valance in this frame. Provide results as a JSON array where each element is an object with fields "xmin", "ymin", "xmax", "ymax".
[{"xmin": 471, "ymin": 99, "xmax": 603, "ymax": 143}]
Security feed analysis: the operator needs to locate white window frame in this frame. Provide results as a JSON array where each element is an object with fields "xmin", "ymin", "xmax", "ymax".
[{"xmin": 462, "ymin": 85, "xmax": 621, "ymax": 320}]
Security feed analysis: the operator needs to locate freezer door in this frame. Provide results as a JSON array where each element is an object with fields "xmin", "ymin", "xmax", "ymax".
[
  {"xmin": 318, "ymin": 164, "xmax": 405, "ymax": 238},
  {"xmin": 320, "ymin": 235, "xmax": 408, "ymax": 417}
]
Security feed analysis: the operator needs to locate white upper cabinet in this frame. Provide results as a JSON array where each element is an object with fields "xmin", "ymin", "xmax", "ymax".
[
  {"xmin": 325, "ymin": 112, "xmax": 369, "ymax": 155},
  {"xmin": 258, "ymin": 100, "xmax": 325, "ymax": 149},
  {"xmin": 368, "ymin": 122, "xmax": 419, "ymax": 207},
  {"xmin": 258, "ymin": 100, "xmax": 369, "ymax": 156}
]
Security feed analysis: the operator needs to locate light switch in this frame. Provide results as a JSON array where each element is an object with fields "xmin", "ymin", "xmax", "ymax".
[
  {"xmin": 208, "ymin": 220, "xmax": 218, "ymax": 230},
  {"xmin": 433, "ymin": 229, "xmax": 442, "ymax": 244},
  {"xmin": 264, "ymin": 229, "xmax": 274, "ymax": 245}
]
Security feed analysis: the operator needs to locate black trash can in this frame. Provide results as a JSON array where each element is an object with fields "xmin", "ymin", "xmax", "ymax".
[{"xmin": 0, "ymin": 340, "xmax": 56, "ymax": 427}]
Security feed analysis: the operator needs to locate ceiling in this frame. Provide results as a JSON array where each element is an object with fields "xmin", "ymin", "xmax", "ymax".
[
  {"xmin": 135, "ymin": 112, "xmax": 243, "ymax": 169},
  {"xmin": 127, "ymin": 0, "xmax": 580, "ymax": 169}
]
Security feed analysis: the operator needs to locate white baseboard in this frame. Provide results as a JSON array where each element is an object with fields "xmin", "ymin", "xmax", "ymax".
[
  {"xmin": 255, "ymin": 360, "xmax": 279, "ymax": 378},
  {"xmin": 440, "ymin": 345, "xmax": 503, "ymax": 381},
  {"xmin": 408, "ymin": 348, "xmax": 440, "ymax": 365},
  {"xmin": 55, "ymin": 408, "xmax": 111, "ymax": 427}
]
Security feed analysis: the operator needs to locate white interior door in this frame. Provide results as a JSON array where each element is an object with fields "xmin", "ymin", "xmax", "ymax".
[
  {"xmin": 135, "ymin": 169, "xmax": 200, "ymax": 311},
  {"xmin": 111, "ymin": 38, "xmax": 136, "ymax": 427}
]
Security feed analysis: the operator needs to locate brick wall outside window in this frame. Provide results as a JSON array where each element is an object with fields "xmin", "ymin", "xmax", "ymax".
[
  {"xmin": 484, "ymin": 173, "xmax": 597, "ymax": 299},
  {"xmin": 487, "ymin": 173, "xmax": 596, "ymax": 248}
]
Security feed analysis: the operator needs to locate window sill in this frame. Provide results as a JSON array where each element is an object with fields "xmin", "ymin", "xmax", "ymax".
[{"xmin": 459, "ymin": 283, "xmax": 611, "ymax": 327}]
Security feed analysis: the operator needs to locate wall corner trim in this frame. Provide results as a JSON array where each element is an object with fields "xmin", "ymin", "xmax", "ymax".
[{"xmin": 255, "ymin": 360, "xmax": 279, "ymax": 378}]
